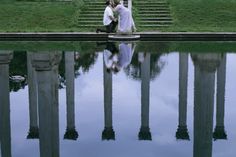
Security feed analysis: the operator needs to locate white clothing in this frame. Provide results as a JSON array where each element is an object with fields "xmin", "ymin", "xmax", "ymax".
[
  {"xmin": 117, "ymin": 43, "xmax": 134, "ymax": 68},
  {"xmin": 138, "ymin": 53, "xmax": 145, "ymax": 63},
  {"xmin": 103, "ymin": 6, "xmax": 114, "ymax": 26},
  {"xmin": 103, "ymin": 49, "xmax": 113, "ymax": 68},
  {"xmin": 115, "ymin": 4, "xmax": 136, "ymax": 33}
]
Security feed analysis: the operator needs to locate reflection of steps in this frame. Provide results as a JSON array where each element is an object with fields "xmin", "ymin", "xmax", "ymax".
[
  {"xmin": 77, "ymin": 0, "xmax": 105, "ymax": 29},
  {"xmin": 134, "ymin": 0, "xmax": 173, "ymax": 29}
]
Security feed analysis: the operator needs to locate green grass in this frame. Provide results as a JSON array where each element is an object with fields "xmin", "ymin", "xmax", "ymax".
[
  {"xmin": 165, "ymin": 0, "xmax": 236, "ymax": 32},
  {"xmin": 0, "ymin": 0, "xmax": 236, "ymax": 32},
  {"xmin": 0, "ymin": 1, "xmax": 81, "ymax": 32}
]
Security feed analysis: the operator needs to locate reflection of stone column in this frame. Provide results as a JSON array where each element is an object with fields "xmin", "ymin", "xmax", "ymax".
[
  {"xmin": 27, "ymin": 52, "xmax": 39, "ymax": 139},
  {"xmin": 176, "ymin": 53, "xmax": 189, "ymax": 140},
  {"xmin": 32, "ymin": 52, "xmax": 61, "ymax": 157},
  {"xmin": 213, "ymin": 54, "xmax": 227, "ymax": 140},
  {"xmin": 64, "ymin": 52, "xmax": 78, "ymax": 140},
  {"xmin": 102, "ymin": 60, "xmax": 115, "ymax": 140},
  {"xmin": 138, "ymin": 53, "xmax": 152, "ymax": 141},
  {"xmin": 192, "ymin": 54, "xmax": 221, "ymax": 157},
  {"xmin": 0, "ymin": 52, "xmax": 13, "ymax": 157}
]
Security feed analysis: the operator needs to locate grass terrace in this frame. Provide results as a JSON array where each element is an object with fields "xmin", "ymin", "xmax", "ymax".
[{"xmin": 0, "ymin": 0, "xmax": 235, "ymax": 32}]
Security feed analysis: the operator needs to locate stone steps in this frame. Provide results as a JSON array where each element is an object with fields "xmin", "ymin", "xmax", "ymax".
[
  {"xmin": 136, "ymin": 14, "xmax": 171, "ymax": 17},
  {"xmin": 85, "ymin": 8, "xmax": 106, "ymax": 11},
  {"xmin": 77, "ymin": 25, "xmax": 103, "ymax": 27},
  {"xmin": 137, "ymin": 17, "xmax": 173, "ymax": 21},
  {"xmin": 82, "ymin": 11, "xmax": 107, "ymax": 13},
  {"xmin": 138, "ymin": 10, "xmax": 171, "ymax": 14},
  {"xmin": 77, "ymin": 0, "xmax": 105, "ymax": 28},
  {"xmin": 80, "ymin": 14, "xmax": 103, "ymax": 17},
  {"xmin": 139, "ymin": 8, "xmax": 170, "ymax": 11},
  {"xmin": 77, "ymin": 0, "xmax": 174, "ymax": 30},
  {"xmin": 135, "ymin": 2, "xmax": 168, "ymax": 5},
  {"xmin": 134, "ymin": 0, "xmax": 173, "ymax": 29},
  {"xmin": 139, "ymin": 21, "xmax": 173, "ymax": 24},
  {"xmin": 139, "ymin": 25, "xmax": 170, "ymax": 27},
  {"xmin": 78, "ymin": 17, "xmax": 103, "ymax": 20},
  {"xmin": 77, "ymin": 21, "xmax": 103, "ymax": 24}
]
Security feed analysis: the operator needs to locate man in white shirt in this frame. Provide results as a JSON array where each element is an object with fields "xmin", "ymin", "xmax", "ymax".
[{"xmin": 96, "ymin": 0, "xmax": 118, "ymax": 33}]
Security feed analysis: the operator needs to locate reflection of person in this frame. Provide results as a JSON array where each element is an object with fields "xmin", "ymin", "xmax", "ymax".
[
  {"xmin": 96, "ymin": 0, "xmax": 118, "ymax": 33},
  {"xmin": 103, "ymin": 42, "xmax": 119, "ymax": 73},
  {"xmin": 103, "ymin": 42, "xmax": 135, "ymax": 74},
  {"xmin": 113, "ymin": 0, "xmax": 136, "ymax": 33}
]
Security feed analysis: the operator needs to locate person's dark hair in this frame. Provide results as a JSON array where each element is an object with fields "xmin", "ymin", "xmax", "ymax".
[
  {"xmin": 114, "ymin": 0, "xmax": 120, "ymax": 5},
  {"xmin": 105, "ymin": 0, "xmax": 110, "ymax": 5},
  {"xmin": 113, "ymin": 66, "xmax": 120, "ymax": 74},
  {"xmin": 106, "ymin": 68, "xmax": 111, "ymax": 73}
]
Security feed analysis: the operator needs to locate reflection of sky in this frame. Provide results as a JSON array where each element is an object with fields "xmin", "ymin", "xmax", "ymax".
[{"xmin": 8, "ymin": 52, "xmax": 236, "ymax": 157}]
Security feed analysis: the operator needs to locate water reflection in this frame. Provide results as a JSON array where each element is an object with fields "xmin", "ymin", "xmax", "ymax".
[
  {"xmin": 9, "ymin": 51, "xmax": 27, "ymax": 92},
  {"xmin": 214, "ymin": 54, "xmax": 227, "ymax": 140},
  {"xmin": 103, "ymin": 42, "xmax": 135, "ymax": 74},
  {"xmin": 138, "ymin": 53, "xmax": 152, "ymax": 140},
  {"xmin": 31, "ymin": 52, "xmax": 61, "ymax": 157},
  {"xmin": 0, "ymin": 51, "xmax": 13, "ymax": 157},
  {"xmin": 176, "ymin": 53, "xmax": 190, "ymax": 140},
  {"xmin": 27, "ymin": 52, "xmax": 39, "ymax": 139},
  {"xmin": 102, "ymin": 58, "xmax": 115, "ymax": 140},
  {"xmin": 64, "ymin": 52, "xmax": 78, "ymax": 140},
  {"xmin": 192, "ymin": 53, "xmax": 222, "ymax": 157},
  {"xmin": 0, "ymin": 42, "xmax": 233, "ymax": 157}
]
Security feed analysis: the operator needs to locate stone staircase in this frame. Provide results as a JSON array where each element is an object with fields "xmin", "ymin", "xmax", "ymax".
[
  {"xmin": 76, "ymin": 0, "xmax": 130, "ymax": 30},
  {"xmin": 76, "ymin": 0, "xmax": 104, "ymax": 29},
  {"xmin": 134, "ymin": 0, "xmax": 173, "ymax": 30},
  {"xmin": 77, "ymin": 0, "xmax": 172, "ymax": 31}
]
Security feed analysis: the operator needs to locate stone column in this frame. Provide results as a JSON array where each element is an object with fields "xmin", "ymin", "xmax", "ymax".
[
  {"xmin": 102, "ymin": 59, "xmax": 115, "ymax": 140},
  {"xmin": 138, "ymin": 53, "xmax": 152, "ymax": 140},
  {"xmin": 64, "ymin": 52, "xmax": 78, "ymax": 140},
  {"xmin": 213, "ymin": 54, "xmax": 227, "ymax": 140},
  {"xmin": 191, "ymin": 53, "xmax": 221, "ymax": 157},
  {"xmin": 27, "ymin": 52, "xmax": 39, "ymax": 139},
  {"xmin": 176, "ymin": 53, "xmax": 190, "ymax": 140},
  {"xmin": 0, "ymin": 51, "xmax": 13, "ymax": 157},
  {"xmin": 32, "ymin": 52, "xmax": 61, "ymax": 157}
]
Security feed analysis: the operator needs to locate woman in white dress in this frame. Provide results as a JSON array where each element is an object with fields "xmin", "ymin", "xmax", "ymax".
[{"xmin": 113, "ymin": 0, "xmax": 136, "ymax": 33}]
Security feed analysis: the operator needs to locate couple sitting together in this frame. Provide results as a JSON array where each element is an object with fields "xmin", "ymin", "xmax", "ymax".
[{"xmin": 96, "ymin": 0, "xmax": 136, "ymax": 34}]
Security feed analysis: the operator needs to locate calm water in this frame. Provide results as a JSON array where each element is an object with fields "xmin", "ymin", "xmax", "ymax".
[{"xmin": 0, "ymin": 41, "xmax": 236, "ymax": 157}]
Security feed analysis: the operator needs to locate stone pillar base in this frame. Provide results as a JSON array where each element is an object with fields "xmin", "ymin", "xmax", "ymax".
[
  {"xmin": 102, "ymin": 127, "xmax": 115, "ymax": 140},
  {"xmin": 213, "ymin": 126, "xmax": 227, "ymax": 140},
  {"xmin": 176, "ymin": 125, "xmax": 190, "ymax": 140},
  {"xmin": 138, "ymin": 127, "xmax": 152, "ymax": 141}
]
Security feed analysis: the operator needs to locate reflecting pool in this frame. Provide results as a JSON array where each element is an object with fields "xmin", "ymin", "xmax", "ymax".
[{"xmin": 0, "ymin": 41, "xmax": 236, "ymax": 157}]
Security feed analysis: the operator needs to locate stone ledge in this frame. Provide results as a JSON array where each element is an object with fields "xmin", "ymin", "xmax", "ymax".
[{"xmin": 0, "ymin": 32, "xmax": 235, "ymax": 41}]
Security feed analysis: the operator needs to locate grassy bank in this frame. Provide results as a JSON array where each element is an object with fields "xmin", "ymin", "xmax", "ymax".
[
  {"xmin": 0, "ymin": 1, "xmax": 81, "ymax": 32},
  {"xmin": 165, "ymin": 0, "xmax": 236, "ymax": 32},
  {"xmin": 0, "ymin": 0, "xmax": 235, "ymax": 32}
]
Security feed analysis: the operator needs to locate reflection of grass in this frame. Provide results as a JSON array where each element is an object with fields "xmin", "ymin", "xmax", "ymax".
[
  {"xmin": 0, "ymin": 41, "xmax": 106, "ymax": 53},
  {"xmin": 168, "ymin": 41, "xmax": 236, "ymax": 53},
  {"xmin": 0, "ymin": 41, "xmax": 236, "ymax": 53},
  {"xmin": 135, "ymin": 41, "xmax": 236, "ymax": 53}
]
